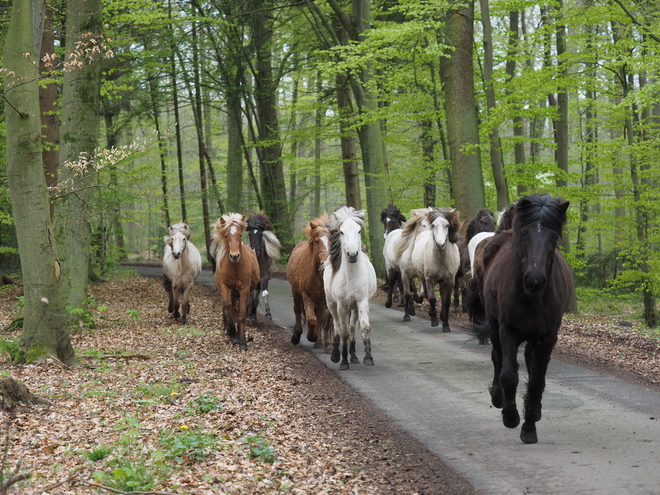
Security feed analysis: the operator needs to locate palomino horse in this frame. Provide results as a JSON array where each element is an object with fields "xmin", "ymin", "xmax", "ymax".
[
  {"xmin": 286, "ymin": 214, "xmax": 333, "ymax": 350},
  {"xmin": 411, "ymin": 208, "xmax": 461, "ymax": 331},
  {"xmin": 162, "ymin": 222, "xmax": 202, "ymax": 324},
  {"xmin": 212, "ymin": 213, "xmax": 260, "ymax": 351},
  {"xmin": 472, "ymin": 194, "xmax": 573, "ymax": 444},
  {"xmin": 381, "ymin": 204, "xmax": 407, "ymax": 307},
  {"xmin": 392, "ymin": 207, "xmax": 432, "ymax": 321},
  {"xmin": 247, "ymin": 212, "xmax": 282, "ymax": 321},
  {"xmin": 454, "ymin": 208, "xmax": 495, "ymax": 310},
  {"xmin": 324, "ymin": 207, "xmax": 377, "ymax": 371}
]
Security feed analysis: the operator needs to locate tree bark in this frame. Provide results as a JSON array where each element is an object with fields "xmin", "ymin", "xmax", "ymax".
[
  {"xmin": 441, "ymin": 2, "xmax": 486, "ymax": 217},
  {"xmin": 52, "ymin": 0, "xmax": 103, "ymax": 314},
  {"xmin": 4, "ymin": 0, "xmax": 76, "ymax": 365}
]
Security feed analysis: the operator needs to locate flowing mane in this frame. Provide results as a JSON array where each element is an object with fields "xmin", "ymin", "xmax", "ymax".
[
  {"xmin": 247, "ymin": 212, "xmax": 281, "ymax": 260},
  {"xmin": 394, "ymin": 208, "xmax": 430, "ymax": 258},
  {"xmin": 513, "ymin": 194, "xmax": 567, "ymax": 237}
]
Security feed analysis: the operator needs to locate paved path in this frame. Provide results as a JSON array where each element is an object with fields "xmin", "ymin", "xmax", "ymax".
[{"xmin": 133, "ymin": 266, "xmax": 660, "ymax": 494}]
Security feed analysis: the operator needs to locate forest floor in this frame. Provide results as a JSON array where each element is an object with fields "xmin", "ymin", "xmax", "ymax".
[{"xmin": 0, "ymin": 269, "xmax": 658, "ymax": 494}]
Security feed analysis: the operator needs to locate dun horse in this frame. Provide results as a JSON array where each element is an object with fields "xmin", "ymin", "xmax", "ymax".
[
  {"xmin": 162, "ymin": 222, "xmax": 202, "ymax": 325},
  {"xmin": 247, "ymin": 212, "xmax": 282, "ymax": 321},
  {"xmin": 324, "ymin": 207, "xmax": 377, "ymax": 370},
  {"xmin": 212, "ymin": 214, "xmax": 260, "ymax": 351},
  {"xmin": 471, "ymin": 194, "xmax": 573, "ymax": 444},
  {"xmin": 286, "ymin": 215, "xmax": 333, "ymax": 350}
]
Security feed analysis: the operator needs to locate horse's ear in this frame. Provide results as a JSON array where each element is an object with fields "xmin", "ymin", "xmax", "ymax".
[
  {"xmin": 219, "ymin": 217, "xmax": 227, "ymax": 226},
  {"xmin": 559, "ymin": 201, "xmax": 570, "ymax": 214}
]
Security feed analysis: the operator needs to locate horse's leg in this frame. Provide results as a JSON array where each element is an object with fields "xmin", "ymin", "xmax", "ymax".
[
  {"xmin": 302, "ymin": 295, "xmax": 319, "ymax": 344},
  {"xmin": 402, "ymin": 273, "xmax": 413, "ymax": 322},
  {"xmin": 452, "ymin": 271, "xmax": 461, "ymax": 308},
  {"xmin": 180, "ymin": 284, "xmax": 193, "ymax": 325},
  {"xmin": 348, "ymin": 309, "xmax": 359, "ymax": 364},
  {"xmin": 261, "ymin": 276, "xmax": 272, "ymax": 319},
  {"xmin": 395, "ymin": 271, "xmax": 405, "ymax": 307},
  {"xmin": 520, "ymin": 337, "xmax": 556, "ymax": 444},
  {"xmin": 236, "ymin": 286, "xmax": 251, "ymax": 351},
  {"xmin": 489, "ymin": 320, "xmax": 504, "ymax": 408},
  {"xmin": 172, "ymin": 285, "xmax": 181, "ymax": 320},
  {"xmin": 357, "ymin": 300, "xmax": 374, "ymax": 366},
  {"xmin": 385, "ymin": 269, "xmax": 395, "ymax": 308},
  {"xmin": 163, "ymin": 276, "xmax": 174, "ymax": 315},
  {"xmin": 328, "ymin": 301, "xmax": 341, "ymax": 363},
  {"xmin": 291, "ymin": 291, "xmax": 304, "ymax": 345},
  {"xmin": 221, "ymin": 286, "xmax": 237, "ymax": 342},
  {"xmin": 340, "ymin": 338, "xmax": 350, "ymax": 371},
  {"xmin": 440, "ymin": 278, "xmax": 454, "ymax": 332},
  {"xmin": 320, "ymin": 305, "xmax": 333, "ymax": 353},
  {"xmin": 426, "ymin": 277, "xmax": 439, "ymax": 327},
  {"xmin": 499, "ymin": 327, "xmax": 521, "ymax": 429}
]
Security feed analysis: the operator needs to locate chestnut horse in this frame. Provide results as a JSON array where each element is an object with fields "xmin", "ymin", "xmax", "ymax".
[
  {"xmin": 212, "ymin": 213, "xmax": 260, "ymax": 351},
  {"xmin": 286, "ymin": 215, "xmax": 333, "ymax": 350},
  {"xmin": 472, "ymin": 194, "xmax": 573, "ymax": 444}
]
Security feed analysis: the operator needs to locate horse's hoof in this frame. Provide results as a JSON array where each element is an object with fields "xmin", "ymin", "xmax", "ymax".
[
  {"xmin": 520, "ymin": 425, "xmax": 538, "ymax": 444},
  {"xmin": 239, "ymin": 343, "xmax": 248, "ymax": 352},
  {"xmin": 403, "ymin": 314, "xmax": 411, "ymax": 322},
  {"xmin": 291, "ymin": 333, "xmax": 301, "ymax": 345},
  {"xmin": 385, "ymin": 301, "xmax": 392, "ymax": 309},
  {"xmin": 442, "ymin": 324, "xmax": 451, "ymax": 333},
  {"xmin": 331, "ymin": 351, "xmax": 340, "ymax": 363},
  {"xmin": 181, "ymin": 316, "xmax": 188, "ymax": 325},
  {"xmin": 339, "ymin": 362, "xmax": 350, "ymax": 371},
  {"xmin": 306, "ymin": 333, "xmax": 318, "ymax": 343},
  {"xmin": 489, "ymin": 386, "xmax": 503, "ymax": 408},
  {"xmin": 350, "ymin": 356, "xmax": 360, "ymax": 365},
  {"xmin": 431, "ymin": 318, "xmax": 439, "ymax": 327},
  {"xmin": 265, "ymin": 313, "xmax": 272, "ymax": 320},
  {"xmin": 409, "ymin": 307, "xmax": 416, "ymax": 316},
  {"xmin": 363, "ymin": 356, "xmax": 374, "ymax": 366},
  {"xmin": 502, "ymin": 407, "xmax": 520, "ymax": 429}
]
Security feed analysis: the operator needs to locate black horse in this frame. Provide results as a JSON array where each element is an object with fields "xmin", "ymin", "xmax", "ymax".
[
  {"xmin": 474, "ymin": 194, "xmax": 573, "ymax": 444},
  {"xmin": 246, "ymin": 212, "xmax": 281, "ymax": 321}
]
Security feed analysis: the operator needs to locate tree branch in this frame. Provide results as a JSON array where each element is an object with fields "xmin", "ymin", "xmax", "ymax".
[{"xmin": 611, "ymin": 0, "xmax": 660, "ymax": 44}]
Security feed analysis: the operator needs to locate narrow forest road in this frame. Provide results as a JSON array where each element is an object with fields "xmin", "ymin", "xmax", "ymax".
[{"xmin": 134, "ymin": 266, "xmax": 660, "ymax": 495}]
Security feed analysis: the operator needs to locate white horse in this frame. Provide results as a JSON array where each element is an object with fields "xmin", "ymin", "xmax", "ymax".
[
  {"xmin": 323, "ymin": 206, "xmax": 377, "ymax": 371},
  {"xmin": 412, "ymin": 208, "xmax": 461, "ymax": 331},
  {"xmin": 162, "ymin": 222, "xmax": 202, "ymax": 324},
  {"xmin": 391, "ymin": 207, "xmax": 432, "ymax": 321}
]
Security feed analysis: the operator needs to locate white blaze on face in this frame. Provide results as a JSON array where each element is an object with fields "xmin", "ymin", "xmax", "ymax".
[
  {"xmin": 230, "ymin": 226, "xmax": 238, "ymax": 235},
  {"xmin": 320, "ymin": 235, "xmax": 329, "ymax": 251}
]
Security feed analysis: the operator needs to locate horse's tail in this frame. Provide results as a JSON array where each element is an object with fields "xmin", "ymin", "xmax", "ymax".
[
  {"xmin": 262, "ymin": 230, "xmax": 282, "ymax": 260},
  {"xmin": 207, "ymin": 239, "xmax": 218, "ymax": 273}
]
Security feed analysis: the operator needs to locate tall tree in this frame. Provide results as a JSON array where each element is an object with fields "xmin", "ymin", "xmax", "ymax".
[
  {"xmin": 4, "ymin": 0, "xmax": 76, "ymax": 365},
  {"xmin": 441, "ymin": 1, "xmax": 485, "ymax": 217},
  {"xmin": 52, "ymin": 0, "xmax": 103, "ymax": 313}
]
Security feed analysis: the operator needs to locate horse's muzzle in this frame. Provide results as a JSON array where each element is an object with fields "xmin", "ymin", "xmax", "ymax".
[
  {"xmin": 229, "ymin": 252, "xmax": 241, "ymax": 263},
  {"xmin": 173, "ymin": 252, "xmax": 181, "ymax": 259},
  {"xmin": 347, "ymin": 252, "xmax": 359, "ymax": 263},
  {"xmin": 434, "ymin": 242, "xmax": 446, "ymax": 251},
  {"xmin": 523, "ymin": 273, "xmax": 547, "ymax": 294}
]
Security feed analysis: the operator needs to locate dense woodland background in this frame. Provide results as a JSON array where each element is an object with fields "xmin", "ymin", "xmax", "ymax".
[{"xmin": 1, "ymin": 0, "xmax": 660, "ymax": 363}]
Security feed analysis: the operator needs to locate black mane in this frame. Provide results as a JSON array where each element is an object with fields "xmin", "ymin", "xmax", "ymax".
[
  {"xmin": 514, "ymin": 194, "xmax": 568, "ymax": 235},
  {"xmin": 466, "ymin": 208, "xmax": 495, "ymax": 241},
  {"xmin": 247, "ymin": 212, "xmax": 273, "ymax": 232},
  {"xmin": 380, "ymin": 204, "xmax": 406, "ymax": 226}
]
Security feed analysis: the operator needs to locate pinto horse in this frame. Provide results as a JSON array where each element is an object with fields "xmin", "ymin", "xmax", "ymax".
[
  {"xmin": 411, "ymin": 208, "xmax": 461, "ymax": 330},
  {"xmin": 212, "ymin": 213, "xmax": 260, "ymax": 351},
  {"xmin": 247, "ymin": 212, "xmax": 282, "ymax": 321},
  {"xmin": 380, "ymin": 204, "xmax": 407, "ymax": 307},
  {"xmin": 454, "ymin": 208, "xmax": 495, "ymax": 310},
  {"xmin": 324, "ymin": 207, "xmax": 377, "ymax": 370},
  {"xmin": 477, "ymin": 194, "xmax": 573, "ymax": 444},
  {"xmin": 286, "ymin": 215, "xmax": 333, "ymax": 350}
]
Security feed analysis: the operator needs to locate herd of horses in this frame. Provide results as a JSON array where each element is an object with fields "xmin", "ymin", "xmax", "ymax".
[{"xmin": 160, "ymin": 193, "xmax": 573, "ymax": 444}]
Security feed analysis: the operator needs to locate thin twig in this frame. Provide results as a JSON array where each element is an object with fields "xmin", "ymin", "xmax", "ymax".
[{"xmin": 82, "ymin": 480, "xmax": 179, "ymax": 495}]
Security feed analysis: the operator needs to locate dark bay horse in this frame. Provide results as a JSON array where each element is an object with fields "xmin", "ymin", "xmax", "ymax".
[
  {"xmin": 286, "ymin": 215, "xmax": 333, "ymax": 350},
  {"xmin": 476, "ymin": 194, "xmax": 573, "ymax": 444},
  {"xmin": 454, "ymin": 208, "xmax": 495, "ymax": 310},
  {"xmin": 212, "ymin": 213, "xmax": 260, "ymax": 351},
  {"xmin": 247, "ymin": 212, "xmax": 282, "ymax": 321}
]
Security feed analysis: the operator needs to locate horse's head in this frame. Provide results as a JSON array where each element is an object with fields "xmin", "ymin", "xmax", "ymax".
[
  {"xmin": 214, "ymin": 213, "xmax": 247, "ymax": 264},
  {"xmin": 467, "ymin": 208, "xmax": 495, "ymax": 241},
  {"xmin": 307, "ymin": 215, "xmax": 331, "ymax": 263},
  {"xmin": 247, "ymin": 212, "xmax": 273, "ymax": 257},
  {"xmin": 329, "ymin": 207, "xmax": 365, "ymax": 267},
  {"xmin": 428, "ymin": 208, "xmax": 460, "ymax": 251},
  {"xmin": 165, "ymin": 222, "xmax": 190, "ymax": 260},
  {"xmin": 514, "ymin": 195, "xmax": 569, "ymax": 295},
  {"xmin": 381, "ymin": 204, "xmax": 406, "ymax": 239}
]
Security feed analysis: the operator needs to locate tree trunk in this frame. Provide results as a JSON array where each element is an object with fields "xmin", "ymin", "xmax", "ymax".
[
  {"xmin": 226, "ymin": 91, "xmax": 244, "ymax": 213},
  {"xmin": 149, "ymin": 75, "xmax": 172, "ymax": 227},
  {"xmin": 337, "ymin": 79, "xmax": 362, "ymax": 210},
  {"xmin": 52, "ymin": 0, "xmax": 103, "ymax": 314},
  {"xmin": 4, "ymin": 0, "xmax": 76, "ymax": 365},
  {"xmin": 441, "ymin": 2, "xmax": 486, "ymax": 217}
]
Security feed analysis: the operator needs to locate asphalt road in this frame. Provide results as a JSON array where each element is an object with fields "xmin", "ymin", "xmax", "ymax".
[{"xmin": 131, "ymin": 265, "xmax": 660, "ymax": 495}]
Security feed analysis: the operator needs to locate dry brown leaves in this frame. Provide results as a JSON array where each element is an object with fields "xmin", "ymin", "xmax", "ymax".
[{"xmin": 0, "ymin": 274, "xmax": 476, "ymax": 495}]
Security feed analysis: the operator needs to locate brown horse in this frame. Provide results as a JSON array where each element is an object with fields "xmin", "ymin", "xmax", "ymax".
[
  {"xmin": 212, "ymin": 213, "xmax": 260, "ymax": 351},
  {"xmin": 286, "ymin": 214, "xmax": 333, "ymax": 351}
]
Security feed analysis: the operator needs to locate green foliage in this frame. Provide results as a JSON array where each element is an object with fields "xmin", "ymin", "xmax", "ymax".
[
  {"xmin": 0, "ymin": 338, "xmax": 21, "ymax": 362},
  {"xmin": 85, "ymin": 445, "xmax": 113, "ymax": 462},
  {"xmin": 240, "ymin": 434, "xmax": 278, "ymax": 464},
  {"xmin": 125, "ymin": 309, "xmax": 140, "ymax": 322},
  {"xmin": 66, "ymin": 297, "xmax": 108, "ymax": 329},
  {"xmin": 93, "ymin": 458, "xmax": 156, "ymax": 492},
  {"xmin": 184, "ymin": 394, "xmax": 224, "ymax": 415},
  {"xmin": 156, "ymin": 427, "xmax": 218, "ymax": 464}
]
